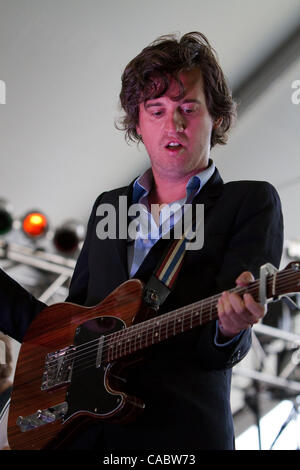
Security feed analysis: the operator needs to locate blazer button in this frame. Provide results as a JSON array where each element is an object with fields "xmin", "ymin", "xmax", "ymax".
[{"xmin": 232, "ymin": 350, "xmax": 241, "ymax": 363}]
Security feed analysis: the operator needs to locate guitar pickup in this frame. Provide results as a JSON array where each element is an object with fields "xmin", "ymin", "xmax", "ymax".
[{"xmin": 41, "ymin": 346, "xmax": 75, "ymax": 391}]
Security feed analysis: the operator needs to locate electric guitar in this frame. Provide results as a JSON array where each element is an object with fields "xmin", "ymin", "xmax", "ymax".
[{"xmin": 7, "ymin": 261, "xmax": 300, "ymax": 449}]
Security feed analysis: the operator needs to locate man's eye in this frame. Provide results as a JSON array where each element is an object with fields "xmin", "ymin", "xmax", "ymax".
[
  {"xmin": 182, "ymin": 107, "xmax": 195, "ymax": 114},
  {"xmin": 152, "ymin": 110, "xmax": 164, "ymax": 116}
]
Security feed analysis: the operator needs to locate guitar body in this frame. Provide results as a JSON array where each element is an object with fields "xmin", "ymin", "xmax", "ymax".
[{"xmin": 8, "ymin": 279, "xmax": 146, "ymax": 450}]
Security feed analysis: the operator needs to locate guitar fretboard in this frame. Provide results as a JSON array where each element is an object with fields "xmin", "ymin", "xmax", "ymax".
[
  {"xmin": 104, "ymin": 285, "xmax": 251, "ymax": 362},
  {"xmin": 101, "ymin": 263, "xmax": 300, "ymax": 362}
]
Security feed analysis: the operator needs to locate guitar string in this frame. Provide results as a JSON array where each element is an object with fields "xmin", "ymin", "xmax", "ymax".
[
  {"xmin": 46, "ymin": 286, "xmax": 239, "ymax": 354},
  {"xmin": 47, "ymin": 282, "xmax": 298, "ymax": 382},
  {"xmin": 69, "ymin": 304, "xmax": 236, "ymax": 378},
  {"xmin": 48, "ymin": 267, "xmax": 298, "ymax": 368},
  {"xmin": 43, "ymin": 270, "xmax": 299, "ymax": 378},
  {"xmin": 43, "ymin": 270, "xmax": 299, "ymax": 373},
  {"xmin": 69, "ymin": 270, "xmax": 298, "ymax": 379},
  {"xmin": 44, "ymin": 284, "xmax": 247, "ymax": 371}
]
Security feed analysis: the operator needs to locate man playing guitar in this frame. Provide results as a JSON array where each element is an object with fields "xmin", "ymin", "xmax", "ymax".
[{"xmin": 0, "ymin": 31, "xmax": 283, "ymax": 450}]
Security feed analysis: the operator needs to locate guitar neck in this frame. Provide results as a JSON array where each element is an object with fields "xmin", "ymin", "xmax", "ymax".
[
  {"xmin": 104, "ymin": 281, "xmax": 259, "ymax": 362},
  {"xmin": 103, "ymin": 263, "xmax": 300, "ymax": 363}
]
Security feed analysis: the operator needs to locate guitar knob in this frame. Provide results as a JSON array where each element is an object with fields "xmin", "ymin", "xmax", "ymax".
[
  {"xmin": 16, "ymin": 416, "xmax": 33, "ymax": 432},
  {"xmin": 16, "ymin": 416, "xmax": 24, "ymax": 425}
]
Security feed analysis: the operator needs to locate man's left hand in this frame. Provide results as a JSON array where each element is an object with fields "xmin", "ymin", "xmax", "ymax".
[{"xmin": 217, "ymin": 271, "xmax": 265, "ymax": 340}]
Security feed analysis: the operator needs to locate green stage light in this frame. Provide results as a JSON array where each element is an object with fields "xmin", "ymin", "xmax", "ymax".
[{"xmin": 0, "ymin": 199, "xmax": 13, "ymax": 235}]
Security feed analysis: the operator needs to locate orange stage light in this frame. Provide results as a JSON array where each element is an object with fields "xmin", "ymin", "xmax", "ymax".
[{"xmin": 22, "ymin": 212, "xmax": 48, "ymax": 238}]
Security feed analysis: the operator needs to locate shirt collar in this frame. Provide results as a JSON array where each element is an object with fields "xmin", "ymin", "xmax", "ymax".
[{"xmin": 132, "ymin": 159, "xmax": 215, "ymax": 204}]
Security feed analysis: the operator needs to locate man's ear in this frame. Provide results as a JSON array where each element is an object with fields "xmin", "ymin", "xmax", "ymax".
[{"xmin": 213, "ymin": 117, "xmax": 223, "ymax": 129}]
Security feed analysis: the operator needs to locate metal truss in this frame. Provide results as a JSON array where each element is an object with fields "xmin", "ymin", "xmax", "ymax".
[
  {"xmin": 234, "ymin": 323, "xmax": 300, "ymax": 394},
  {"xmin": 0, "ymin": 239, "xmax": 76, "ymax": 303}
]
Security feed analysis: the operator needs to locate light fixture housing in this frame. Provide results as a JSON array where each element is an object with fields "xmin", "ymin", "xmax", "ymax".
[{"xmin": 53, "ymin": 220, "xmax": 85, "ymax": 254}]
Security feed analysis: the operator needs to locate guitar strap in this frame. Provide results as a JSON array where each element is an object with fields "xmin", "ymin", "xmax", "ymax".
[{"xmin": 143, "ymin": 208, "xmax": 200, "ymax": 310}]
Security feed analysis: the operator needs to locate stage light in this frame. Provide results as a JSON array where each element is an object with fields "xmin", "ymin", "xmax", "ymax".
[
  {"xmin": 22, "ymin": 211, "xmax": 48, "ymax": 238},
  {"xmin": 53, "ymin": 220, "xmax": 85, "ymax": 254},
  {"xmin": 0, "ymin": 199, "xmax": 13, "ymax": 235}
]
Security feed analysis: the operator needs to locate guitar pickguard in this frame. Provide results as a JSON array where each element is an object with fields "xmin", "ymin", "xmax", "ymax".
[{"xmin": 63, "ymin": 316, "xmax": 126, "ymax": 421}]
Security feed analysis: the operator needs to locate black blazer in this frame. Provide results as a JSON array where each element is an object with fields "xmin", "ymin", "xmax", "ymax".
[{"xmin": 0, "ymin": 168, "xmax": 283, "ymax": 449}]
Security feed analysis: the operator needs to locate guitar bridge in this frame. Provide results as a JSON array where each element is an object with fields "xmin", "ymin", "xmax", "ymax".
[
  {"xmin": 16, "ymin": 402, "xmax": 68, "ymax": 432},
  {"xmin": 41, "ymin": 345, "xmax": 75, "ymax": 391}
]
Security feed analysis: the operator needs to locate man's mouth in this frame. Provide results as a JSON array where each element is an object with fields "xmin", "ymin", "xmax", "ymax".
[{"xmin": 165, "ymin": 142, "xmax": 184, "ymax": 152}]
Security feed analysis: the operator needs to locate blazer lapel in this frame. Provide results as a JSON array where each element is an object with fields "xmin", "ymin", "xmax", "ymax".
[
  {"xmin": 109, "ymin": 179, "xmax": 136, "ymax": 281},
  {"xmin": 192, "ymin": 167, "xmax": 224, "ymax": 212}
]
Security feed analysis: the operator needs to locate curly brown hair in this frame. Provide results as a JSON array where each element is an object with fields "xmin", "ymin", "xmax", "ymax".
[{"xmin": 117, "ymin": 32, "xmax": 236, "ymax": 148}]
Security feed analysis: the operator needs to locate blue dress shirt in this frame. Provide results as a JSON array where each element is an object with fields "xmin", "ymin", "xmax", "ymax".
[{"xmin": 127, "ymin": 160, "xmax": 242, "ymax": 347}]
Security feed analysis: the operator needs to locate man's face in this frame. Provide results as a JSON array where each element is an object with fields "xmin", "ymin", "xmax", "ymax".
[{"xmin": 136, "ymin": 68, "xmax": 220, "ymax": 181}]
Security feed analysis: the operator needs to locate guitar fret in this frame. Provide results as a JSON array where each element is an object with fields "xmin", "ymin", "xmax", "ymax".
[
  {"xmin": 117, "ymin": 329, "xmax": 123, "ymax": 359},
  {"xmin": 176, "ymin": 314, "xmax": 183, "ymax": 333},
  {"xmin": 127, "ymin": 331, "xmax": 131, "ymax": 354},
  {"xmin": 117, "ymin": 340, "xmax": 121, "ymax": 359},
  {"xmin": 107, "ymin": 341, "xmax": 113, "ymax": 362},
  {"xmin": 111, "ymin": 331, "xmax": 117, "ymax": 360},
  {"xmin": 145, "ymin": 326, "xmax": 148, "ymax": 348},
  {"xmin": 121, "ymin": 334, "xmax": 125, "ymax": 358},
  {"xmin": 152, "ymin": 320, "xmax": 159, "ymax": 344},
  {"xmin": 114, "ymin": 331, "xmax": 120, "ymax": 360},
  {"xmin": 157, "ymin": 320, "xmax": 161, "ymax": 342},
  {"xmin": 134, "ymin": 329, "xmax": 138, "ymax": 352},
  {"xmin": 120, "ymin": 329, "xmax": 125, "ymax": 358},
  {"xmin": 127, "ymin": 336, "xmax": 131, "ymax": 355},
  {"xmin": 181, "ymin": 313, "xmax": 184, "ymax": 332},
  {"xmin": 165, "ymin": 314, "xmax": 169, "ymax": 339}
]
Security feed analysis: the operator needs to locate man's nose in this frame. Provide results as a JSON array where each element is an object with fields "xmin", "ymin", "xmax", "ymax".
[{"xmin": 166, "ymin": 109, "xmax": 186, "ymax": 133}]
